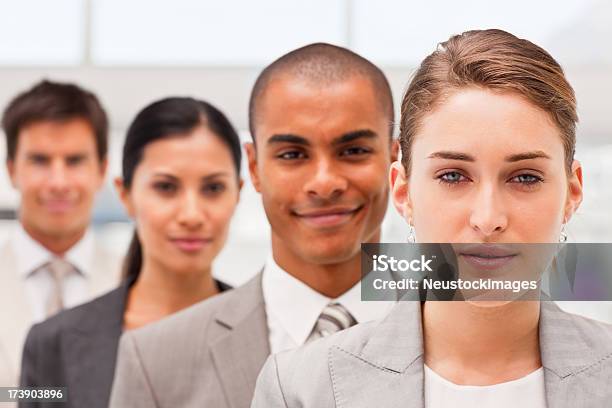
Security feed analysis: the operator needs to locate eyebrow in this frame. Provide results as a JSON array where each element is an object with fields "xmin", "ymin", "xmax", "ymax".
[
  {"xmin": 267, "ymin": 134, "xmax": 309, "ymax": 146},
  {"xmin": 152, "ymin": 171, "xmax": 231, "ymax": 181},
  {"xmin": 427, "ymin": 151, "xmax": 475, "ymax": 161},
  {"xmin": 427, "ymin": 150, "xmax": 551, "ymax": 162},
  {"xmin": 26, "ymin": 152, "xmax": 90, "ymax": 158},
  {"xmin": 332, "ymin": 129, "xmax": 378, "ymax": 146},
  {"xmin": 267, "ymin": 129, "xmax": 378, "ymax": 147},
  {"xmin": 505, "ymin": 150, "xmax": 551, "ymax": 162}
]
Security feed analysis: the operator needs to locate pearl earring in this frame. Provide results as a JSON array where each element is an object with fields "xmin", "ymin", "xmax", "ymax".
[
  {"xmin": 559, "ymin": 224, "xmax": 568, "ymax": 243},
  {"xmin": 407, "ymin": 222, "xmax": 416, "ymax": 243}
]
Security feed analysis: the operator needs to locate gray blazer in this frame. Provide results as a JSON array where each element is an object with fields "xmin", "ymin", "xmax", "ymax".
[
  {"xmin": 109, "ymin": 273, "xmax": 269, "ymax": 408},
  {"xmin": 19, "ymin": 283, "xmax": 130, "ymax": 408},
  {"xmin": 252, "ymin": 301, "xmax": 612, "ymax": 407}
]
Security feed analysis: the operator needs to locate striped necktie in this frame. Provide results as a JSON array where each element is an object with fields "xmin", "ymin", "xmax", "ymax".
[
  {"xmin": 306, "ymin": 302, "xmax": 357, "ymax": 343},
  {"xmin": 45, "ymin": 258, "xmax": 76, "ymax": 318}
]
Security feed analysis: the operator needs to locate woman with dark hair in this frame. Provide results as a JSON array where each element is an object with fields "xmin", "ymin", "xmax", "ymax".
[
  {"xmin": 20, "ymin": 97, "xmax": 241, "ymax": 407},
  {"xmin": 251, "ymin": 29, "xmax": 612, "ymax": 407}
]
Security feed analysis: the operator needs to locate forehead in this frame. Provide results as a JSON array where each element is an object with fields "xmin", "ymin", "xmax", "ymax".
[
  {"xmin": 255, "ymin": 75, "xmax": 387, "ymax": 144},
  {"xmin": 138, "ymin": 127, "xmax": 235, "ymax": 175},
  {"xmin": 17, "ymin": 118, "xmax": 97, "ymax": 153},
  {"xmin": 413, "ymin": 88, "xmax": 565, "ymax": 161}
]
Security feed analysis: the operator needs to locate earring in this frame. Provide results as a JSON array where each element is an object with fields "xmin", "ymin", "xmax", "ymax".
[
  {"xmin": 559, "ymin": 224, "xmax": 568, "ymax": 243},
  {"xmin": 407, "ymin": 223, "xmax": 416, "ymax": 243}
]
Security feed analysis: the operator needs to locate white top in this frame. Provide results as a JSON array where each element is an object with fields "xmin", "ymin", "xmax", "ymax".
[
  {"xmin": 424, "ymin": 365, "xmax": 547, "ymax": 408},
  {"xmin": 13, "ymin": 224, "xmax": 95, "ymax": 323},
  {"xmin": 262, "ymin": 255, "xmax": 395, "ymax": 354}
]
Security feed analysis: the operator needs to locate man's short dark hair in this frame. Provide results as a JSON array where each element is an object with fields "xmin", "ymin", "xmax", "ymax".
[
  {"xmin": 2, "ymin": 80, "xmax": 108, "ymax": 162},
  {"xmin": 248, "ymin": 42, "xmax": 394, "ymax": 142}
]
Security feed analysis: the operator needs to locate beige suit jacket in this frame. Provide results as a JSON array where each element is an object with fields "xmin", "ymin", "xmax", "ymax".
[{"xmin": 109, "ymin": 273, "xmax": 269, "ymax": 408}]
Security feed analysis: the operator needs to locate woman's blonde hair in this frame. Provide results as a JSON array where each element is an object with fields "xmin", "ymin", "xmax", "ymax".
[{"xmin": 400, "ymin": 29, "xmax": 578, "ymax": 174}]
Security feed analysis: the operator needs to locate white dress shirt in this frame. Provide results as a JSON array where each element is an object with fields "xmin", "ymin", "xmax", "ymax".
[
  {"xmin": 13, "ymin": 225, "xmax": 95, "ymax": 323},
  {"xmin": 424, "ymin": 365, "xmax": 547, "ymax": 408},
  {"xmin": 262, "ymin": 255, "xmax": 396, "ymax": 354}
]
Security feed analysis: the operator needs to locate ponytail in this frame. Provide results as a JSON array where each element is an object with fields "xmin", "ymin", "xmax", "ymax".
[{"xmin": 122, "ymin": 232, "xmax": 142, "ymax": 283}]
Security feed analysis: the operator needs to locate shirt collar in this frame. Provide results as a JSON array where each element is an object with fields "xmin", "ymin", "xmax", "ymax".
[
  {"xmin": 262, "ymin": 254, "xmax": 394, "ymax": 347},
  {"xmin": 13, "ymin": 224, "xmax": 94, "ymax": 278}
]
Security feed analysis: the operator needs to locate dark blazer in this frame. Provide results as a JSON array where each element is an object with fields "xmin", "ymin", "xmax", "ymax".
[{"xmin": 19, "ymin": 279, "xmax": 230, "ymax": 408}]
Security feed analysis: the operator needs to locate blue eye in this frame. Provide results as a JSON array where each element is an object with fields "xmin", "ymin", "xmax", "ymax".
[
  {"xmin": 511, "ymin": 174, "xmax": 542, "ymax": 184},
  {"xmin": 438, "ymin": 171, "xmax": 467, "ymax": 184}
]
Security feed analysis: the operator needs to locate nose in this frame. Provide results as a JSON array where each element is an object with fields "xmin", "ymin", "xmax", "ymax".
[
  {"xmin": 177, "ymin": 190, "xmax": 206, "ymax": 230},
  {"xmin": 303, "ymin": 158, "xmax": 348, "ymax": 202},
  {"xmin": 48, "ymin": 160, "xmax": 70, "ymax": 192},
  {"xmin": 468, "ymin": 183, "xmax": 508, "ymax": 239}
]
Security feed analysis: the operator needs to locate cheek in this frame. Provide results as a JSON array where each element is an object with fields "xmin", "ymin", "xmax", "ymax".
[
  {"xmin": 351, "ymin": 164, "xmax": 389, "ymax": 200},
  {"xmin": 207, "ymin": 198, "xmax": 238, "ymax": 235},
  {"xmin": 16, "ymin": 169, "xmax": 45, "ymax": 192},
  {"xmin": 133, "ymin": 198, "xmax": 174, "ymax": 243},
  {"xmin": 73, "ymin": 170, "xmax": 103, "ymax": 193},
  {"xmin": 508, "ymin": 192, "xmax": 565, "ymax": 238},
  {"xmin": 261, "ymin": 182, "xmax": 292, "ymax": 215}
]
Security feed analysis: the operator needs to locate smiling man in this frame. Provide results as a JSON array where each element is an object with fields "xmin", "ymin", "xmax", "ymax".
[
  {"xmin": 109, "ymin": 43, "xmax": 396, "ymax": 408},
  {"xmin": 0, "ymin": 80, "xmax": 120, "ymax": 386}
]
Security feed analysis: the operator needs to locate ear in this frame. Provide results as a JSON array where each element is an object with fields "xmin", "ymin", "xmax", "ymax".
[
  {"xmin": 235, "ymin": 178, "xmax": 244, "ymax": 203},
  {"xmin": 245, "ymin": 142, "xmax": 261, "ymax": 193},
  {"xmin": 6, "ymin": 159, "xmax": 17, "ymax": 189},
  {"xmin": 97, "ymin": 158, "xmax": 109, "ymax": 188},
  {"xmin": 114, "ymin": 176, "xmax": 135, "ymax": 218},
  {"xmin": 564, "ymin": 159, "xmax": 583, "ymax": 223},
  {"xmin": 390, "ymin": 138, "xmax": 400, "ymax": 163},
  {"xmin": 390, "ymin": 160, "xmax": 413, "ymax": 223}
]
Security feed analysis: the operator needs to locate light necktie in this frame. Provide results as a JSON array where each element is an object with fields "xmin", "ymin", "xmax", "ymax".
[
  {"xmin": 306, "ymin": 302, "xmax": 357, "ymax": 343},
  {"xmin": 45, "ymin": 258, "xmax": 75, "ymax": 318}
]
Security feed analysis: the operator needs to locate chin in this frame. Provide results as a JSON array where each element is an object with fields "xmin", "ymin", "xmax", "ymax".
[{"xmin": 301, "ymin": 243, "xmax": 360, "ymax": 265}]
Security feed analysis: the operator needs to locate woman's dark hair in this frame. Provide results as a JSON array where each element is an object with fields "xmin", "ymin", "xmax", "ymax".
[{"xmin": 121, "ymin": 97, "xmax": 242, "ymax": 282}]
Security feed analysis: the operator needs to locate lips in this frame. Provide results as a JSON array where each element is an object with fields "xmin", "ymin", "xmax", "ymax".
[
  {"xmin": 169, "ymin": 237, "xmax": 213, "ymax": 252},
  {"xmin": 456, "ymin": 244, "xmax": 519, "ymax": 271},
  {"xmin": 43, "ymin": 199, "xmax": 75, "ymax": 213},
  {"xmin": 292, "ymin": 205, "xmax": 364, "ymax": 228}
]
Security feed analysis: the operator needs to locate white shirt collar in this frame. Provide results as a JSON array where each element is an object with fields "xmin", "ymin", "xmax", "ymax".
[
  {"xmin": 262, "ymin": 254, "xmax": 394, "ymax": 348},
  {"xmin": 13, "ymin": 223, "xmax": 94, "ymax": 278}
]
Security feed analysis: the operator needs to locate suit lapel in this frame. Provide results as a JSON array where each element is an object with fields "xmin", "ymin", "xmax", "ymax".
[
  {"xmin": 61, "ymin": 284, "xmax": 128, "ymax": 407},
  {"xmin": 328, "ymin": 300, "xmax": 612, "ymax": 408},
  {"xmin": 539, "ymin": 301, "xmax": 612, "ymax": 407},
  {"xmin": 330, "ymin": 301, "xmax": 425, "ymax": 408},
  {"xmin": 209, "ymin": 274, "xmax": 271, "ymax": 408}
]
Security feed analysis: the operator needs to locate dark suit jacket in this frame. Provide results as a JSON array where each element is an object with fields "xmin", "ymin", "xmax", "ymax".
[{"xmin": 19, "ymin": 278, "xmax": 230, "ymax": 408}]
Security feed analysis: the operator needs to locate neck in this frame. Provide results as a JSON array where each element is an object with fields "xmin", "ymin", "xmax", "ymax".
[
  {"xmin": 22, "ymin": 221, "xmax": 85, "ymax": 255},
  {"xmin": 126, "ymin": 258, "xmax": 218, "ymax": 328},
  {"xmin": 270, "ymin": 229, "xmax": 381, "ymax": 298},
  {"xmin": 423, "ymin": 300, "xmax": 541, "ymax": 385}
]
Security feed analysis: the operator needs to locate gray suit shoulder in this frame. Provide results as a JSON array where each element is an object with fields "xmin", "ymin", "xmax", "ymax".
[
  {"xmin": 562, "ymin": 308, "xmax": 612, "ymax": 353},
  {"xmin": 258, "ymin": 319, "xmax": 381, "ymax": 407},
  {"xmin": 125, "ymin": 282, "xmax": 242, "ymax": 356},
  {"xmin": 120, "ymin": 273, "xmax": 263, "ymax": 382}
]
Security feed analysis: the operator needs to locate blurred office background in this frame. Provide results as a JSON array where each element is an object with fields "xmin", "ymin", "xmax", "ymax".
[{"xmin": 0, "ymin": 0, "xmax": 610, "ymax": 303}]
